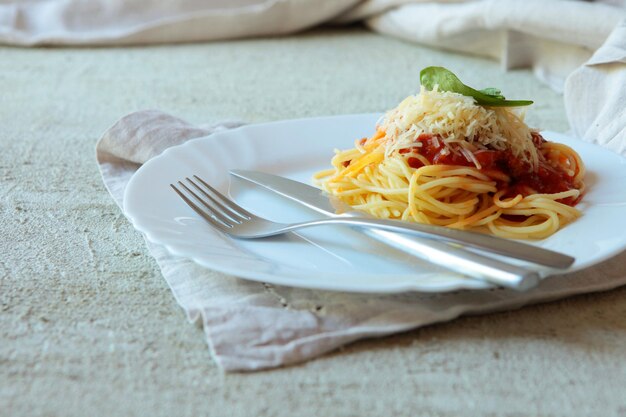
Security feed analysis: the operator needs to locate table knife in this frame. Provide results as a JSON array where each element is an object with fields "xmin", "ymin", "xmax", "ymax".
[{"xmin": 229, "ymin": 170, "xmax": 548, "ymax": 290}]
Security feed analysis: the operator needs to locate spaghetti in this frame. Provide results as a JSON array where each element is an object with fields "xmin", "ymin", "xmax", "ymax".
[{"xmin": 315, "ymin": 86, "xmax": 584, "ymax": 239}]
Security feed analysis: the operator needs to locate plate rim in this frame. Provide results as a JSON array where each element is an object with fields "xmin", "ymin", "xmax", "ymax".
[{"xmin": 123, "ymin": 113, "xmax": 626, "ymax": 293}]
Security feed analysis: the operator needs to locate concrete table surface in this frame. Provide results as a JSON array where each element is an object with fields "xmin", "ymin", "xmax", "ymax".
[{"xmin": 2, "ymin": 27, "xmax": 625, "ymax": 417}]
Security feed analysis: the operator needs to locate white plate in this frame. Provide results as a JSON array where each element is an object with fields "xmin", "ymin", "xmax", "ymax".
[{"xmin": 124, "ymin": 114, "xmax": 626, "ymax": 293}]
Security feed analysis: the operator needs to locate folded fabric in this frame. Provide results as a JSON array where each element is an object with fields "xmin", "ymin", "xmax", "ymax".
[
  {"xmin": 565, "ymin": 19, "xmax": 626, "ymax": 153},
  {"xmin": 2, "ymin": 0, "xmax": 625, "ymax": 91},
  {"xmin": 0, "ymin": 0, "xmax": 359, "ymax": 45},
  {"xmin": 358, "ymin": 0, "xmax": 626, "ymax": 91}
]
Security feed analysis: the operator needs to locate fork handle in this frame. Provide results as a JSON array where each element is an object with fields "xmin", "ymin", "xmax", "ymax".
[{"xmin": 263, "ymin": 216, "xmax": 574, "ymax": 269}]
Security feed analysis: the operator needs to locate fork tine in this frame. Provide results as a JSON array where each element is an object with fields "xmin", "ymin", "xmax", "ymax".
[
  {"xmin": 192, "ymin": 175, "xmax": 256, "ymax": 219},
  {"xmin": 177, "ymin": 181, "xmax": 240, "ymax": 225},
  {"xmin": 170, "ymin": 183, "xmax": 233, "ymax": 230},
  {"xmin": 184, "ymin": 177, "xmax": 247, "ymax": 223}
]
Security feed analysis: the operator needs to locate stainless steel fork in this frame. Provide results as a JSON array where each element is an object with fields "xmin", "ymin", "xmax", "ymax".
[{"xmin": 170, "ymin": 175, "xmax": 574, "ymax": 272}]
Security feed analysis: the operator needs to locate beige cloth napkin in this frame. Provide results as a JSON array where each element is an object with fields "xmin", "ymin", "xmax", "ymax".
[
  {"xmin": 2, "ymin": 0, "xmax": 625, "ymax": 90},
  {"xmin": 97, "ymin": 112, "xmax": 626, "ymax": 372},
  {"xmin": 96, "ymin": 21, "xmax": 626, "ymax": 371}
]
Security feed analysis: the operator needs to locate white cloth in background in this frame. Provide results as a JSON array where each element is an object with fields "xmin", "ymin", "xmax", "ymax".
[
  {"xmin": 1, "ymin": 0, "xmax": 625, "ymax": 90},
  {"xmin": 0, "ymin": 0, "xmax": 359, "ymax": 45},
  {"xmin": 354, "ymin": 0, "xmax": 626, "ymax": 91},
  {"xmin": 565, "ymin": 19, "xmax": 626, "ymax": 152},
  {"xmin": 96, "ymin": 21, "xmax": 626, "ymax": 371}
]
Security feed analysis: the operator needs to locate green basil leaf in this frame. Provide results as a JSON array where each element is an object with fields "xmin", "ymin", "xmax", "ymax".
[{"xmin": 420, "ymin": 66, "xmax": 533, "ymax": 107}]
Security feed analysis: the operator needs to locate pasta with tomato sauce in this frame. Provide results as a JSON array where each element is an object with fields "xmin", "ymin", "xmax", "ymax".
[{"xmin": 315, "ymin": 86, "xmax": 584, "ymax": 239}]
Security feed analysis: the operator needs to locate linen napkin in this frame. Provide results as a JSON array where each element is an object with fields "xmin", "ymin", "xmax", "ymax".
[
  {"xmin": 97, "ymin": 111, "xmax": 626, "ymax": 372},
  {"xmin": 96, "ymin": 20, "xmax": 626, "ymax": 371}
]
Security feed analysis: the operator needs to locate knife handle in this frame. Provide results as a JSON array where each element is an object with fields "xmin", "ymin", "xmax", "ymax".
[
  {"xmin": 332, "ymin": 212, "xmax": 573, "ymax": 269},
  {"xmin": 361, "ymin": 228, "xmax": 540, "ymax": 290}
]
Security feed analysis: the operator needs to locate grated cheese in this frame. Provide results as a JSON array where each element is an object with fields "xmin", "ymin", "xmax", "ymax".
[{"xmin": 379, "ymin": 86, "xmax": 539, "ymax": 170}]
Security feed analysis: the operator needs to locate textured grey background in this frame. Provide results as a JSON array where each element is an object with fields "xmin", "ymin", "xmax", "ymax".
[{"xmin": 2, "ymin": 28, "xmax": 625, "ymax": 417}]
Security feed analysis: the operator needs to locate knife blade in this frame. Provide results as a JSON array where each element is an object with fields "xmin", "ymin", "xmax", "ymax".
[{"xmin": 229, "ymin": 169, "xmax": 542, "ymax": 290}]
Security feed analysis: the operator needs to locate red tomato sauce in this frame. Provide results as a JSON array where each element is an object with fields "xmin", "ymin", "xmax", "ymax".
[{"xmin": 401, "ymin": 133, "xmax": 580, "ymax": 206}]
